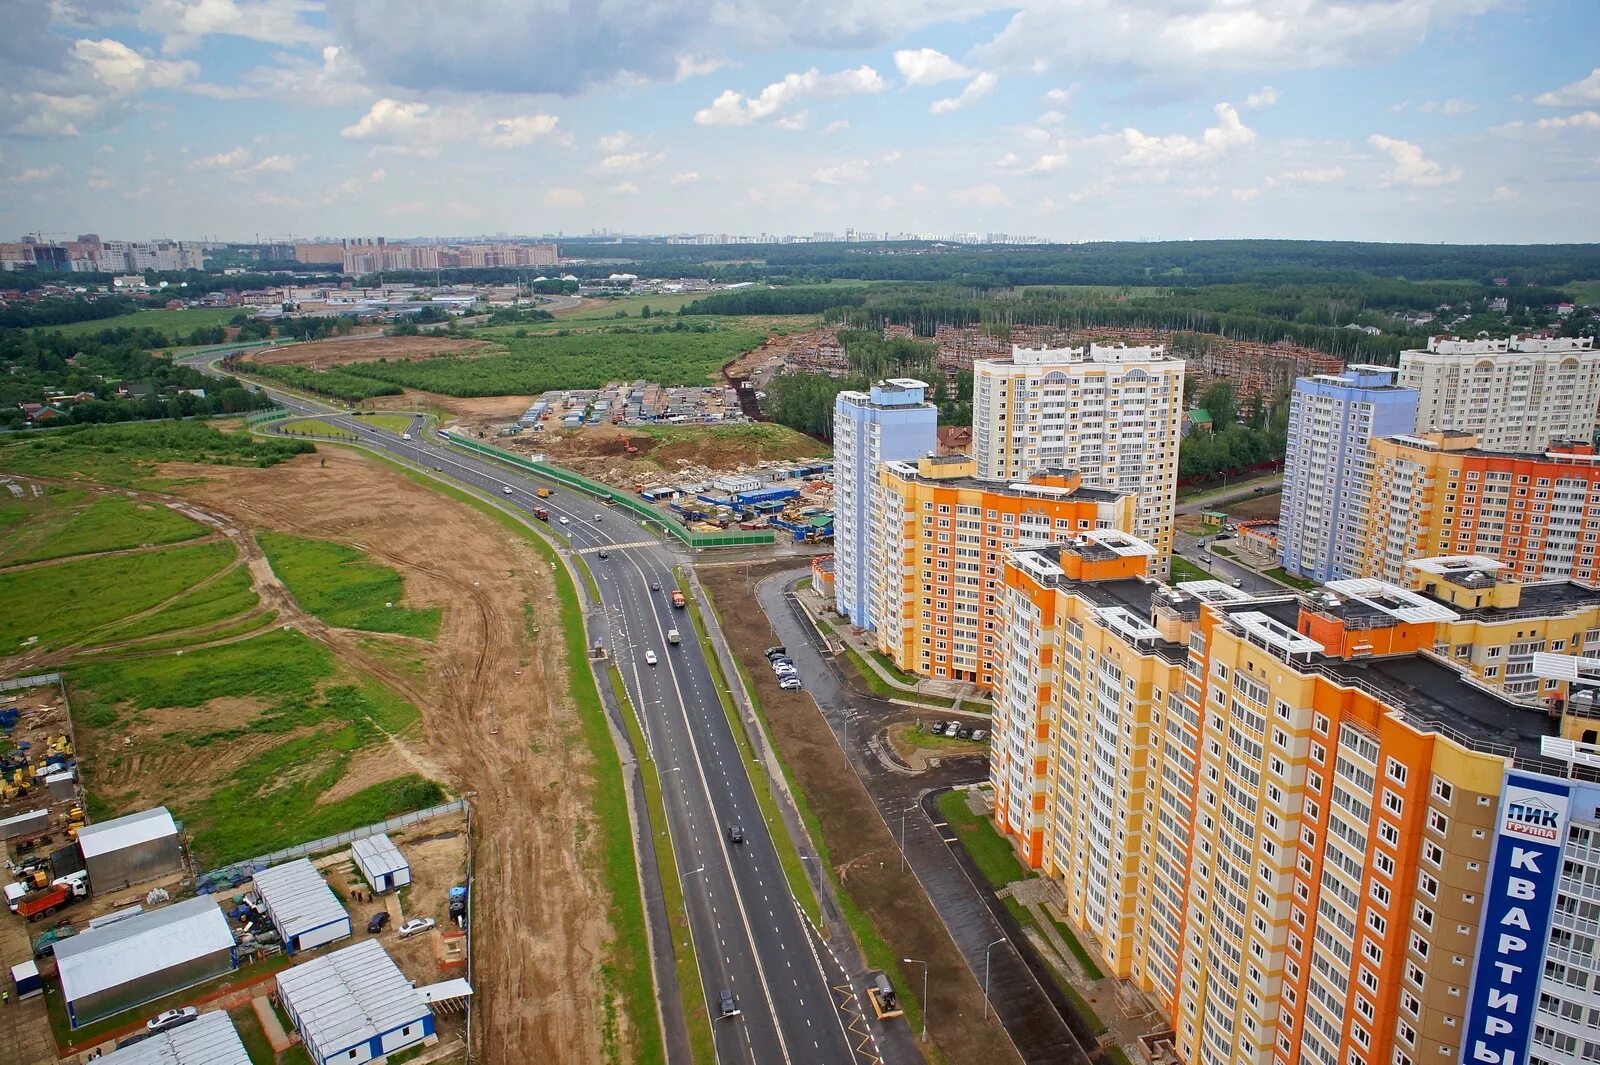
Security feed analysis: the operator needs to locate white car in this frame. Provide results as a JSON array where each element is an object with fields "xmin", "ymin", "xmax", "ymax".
[
  {"xmin": 593, "ymin": 513, "xmax": 603, "ymax": 521},
  {"xmin": 147, "ymin": 1008, "xmax": 199, "ymax": 1033},
  {"xmin": 559, "ymin": 516, "xmax": 570, "ymax": 525},
  {"xmin": 502, "ymin": 486, "xmax": 513, "ymax": 495},
  {"xmin": 645, "ymin": 650, "xmax": 658, "ymax": 666},
  {"xmin": 397, "ymin": 917, "xmax": 436, "ymax": 938}
]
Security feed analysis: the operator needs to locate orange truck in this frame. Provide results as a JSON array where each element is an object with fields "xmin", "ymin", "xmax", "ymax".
[
  {"xmin": 16, "ymin": 873, "xmax": 88, "ymax": 922},
  {"xmin": 670, "ymin": 590, "xmax": 686, "ymax": 608}
]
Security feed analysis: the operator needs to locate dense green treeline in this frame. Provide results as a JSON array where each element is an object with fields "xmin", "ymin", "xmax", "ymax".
[
  {"xmin": 241, "ymin": 362, "xmax": 405, "ymax": 402},
  {"xmin": 0, "ymin": 296, "xmax": 143, "ymax": 330}
]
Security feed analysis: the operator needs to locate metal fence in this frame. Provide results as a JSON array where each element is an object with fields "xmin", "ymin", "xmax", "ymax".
[
  {"xmin": 442, "ymin": 434, "xmax": 776, "ymax": 549},
  {"xmin": 0, "ymin": 672, "xmax": 63, "ymax": 693},
  {"xmin": 244, "ymin": 407, "xmax": 292, "ymax": 426},
  {"xmin": 201, "ymin": 799, "xmax": 467, "ymax": 877}
]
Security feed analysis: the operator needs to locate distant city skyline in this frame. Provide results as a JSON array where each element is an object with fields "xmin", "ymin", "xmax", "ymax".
[{"xmin": 3, "ymin": 1, "xmax": 1599, "ymax": 244}]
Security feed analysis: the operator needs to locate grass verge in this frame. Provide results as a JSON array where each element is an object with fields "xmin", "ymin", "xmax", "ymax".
[
  {"xmin": 677, "ymin": 570, "xmax": 820, "ymax": 924},
  {"xmin": 1, "ymin": 493, "xmax": 206, "ymax": 564},
  {"xmin": 360, "ymin": 413, "xmax": 419, "ymax": 434},
  {"xmin": 257, "ymin": 530, "xmax": 440, "ymax": 638},
  {"xmin": 1266, "ymin": 566, "xmax": 1319, "ymax": 591},
  {"xmin": 1167, "ymin": 556, "xmax": 1215, "ymax": 585},
  {"xmin": 609, "ymin": 669, "xmax": 717, "ymax": 1065},
  {"xmin": 229, "ymin": 1006, "xmax": 276, "ymax": 1065},
  {"xmin": 869, "ymin": 647, "xmax": 918, "ymax": 685},
  {"xmin": 837, "ymin": 645, "xmax": 957, "ymax": 708},
  {"xmin": 278, "ymin": 417, "xmax": 357, "ymax": 440}
]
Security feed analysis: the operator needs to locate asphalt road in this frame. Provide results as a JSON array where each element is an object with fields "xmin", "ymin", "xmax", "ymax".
[
  {"xmin": 191, "ymin": 367, "xmax": 858, "ymax": 1064},
  {"xmin": 754, "ymin": 574, "xmax": 1093, "ymax": 1065}
]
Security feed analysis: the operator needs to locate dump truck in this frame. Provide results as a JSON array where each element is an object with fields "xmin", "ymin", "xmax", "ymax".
[
  {"xmin": 18, "ymin": 873, "xmax": 87, "ymax": 921},
  {"xmin": 536, "ymin": 487, "xmax": 551, "ymax": 499},
  {"xmin": 670, "ymin": 590, "xmax": 686, "ymax": 609},
  {"xmin": 533, "ymin": 507, "xmax": 549, "ymax": 521}
]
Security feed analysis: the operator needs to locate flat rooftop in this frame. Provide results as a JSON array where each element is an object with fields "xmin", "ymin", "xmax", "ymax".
[{"xmin": 884, "ymin": 463, "xmax": 1125, "ymax": 504}]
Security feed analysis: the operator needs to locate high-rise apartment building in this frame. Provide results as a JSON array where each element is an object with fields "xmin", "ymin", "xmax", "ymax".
[
  {"xmin": 868, "ymin": 455, "xmax": 1135, "ymax": 687},
  {"xmin": 991, "ymin": 545, "xmax": 1600, "ymax": 1065},
  {"xmin": 1363, "ymin": 431, "xmax": 1600, "ymax": 586},
  {"xmin": 832, "ymin": 379, "xmax": 938, "ymax": 627},
  {"xmin": 972, "ymin": 343, "xmax": 1183, "ymax": 575},
  {"xmin": 1398, "ymin": 335, "xmax": 1600, "ymax": 453},
  {"xmin": 1279, "ymin": 366, "xmax": 1419, "ymax": 583}
]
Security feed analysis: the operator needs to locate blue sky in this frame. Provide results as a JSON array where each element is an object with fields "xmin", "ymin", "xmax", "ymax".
[{"xmin": 2, "ymin": 0, "xmax": 1598, "ymax": 244}]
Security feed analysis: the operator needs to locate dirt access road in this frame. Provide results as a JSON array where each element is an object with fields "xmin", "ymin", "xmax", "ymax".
[{"xmin": 39, "ymin": 449, "xmax": 615, "ymax": 1065}]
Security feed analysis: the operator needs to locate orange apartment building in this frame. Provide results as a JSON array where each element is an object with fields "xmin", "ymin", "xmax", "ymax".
[
  {"xmin": 1364, "ymin": 431, "xmax": 1600, "ymax": 586},
  {"xmin": 992, "ymin": 542, "xmax": 1600, "ymax": 1065},
  {"xmin": 867, "ymin": 454, "xmax": 1137, "ymax": 688}
]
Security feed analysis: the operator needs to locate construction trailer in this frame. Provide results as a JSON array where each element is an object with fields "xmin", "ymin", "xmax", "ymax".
[
  {"xmin": 0, "ymin": 808, "xmax": 48, "ymax": 841},
  {"xmin": 76, "ymin": 806, "xmax": 183, "ymax": 893},
  {"xmin": 252, "ymin": 858, "xmax": 351, "ymax": 954},
  {"xmin": 53, "ymin": 896, "xmax": 236, "ymax": 1027},
  {"xmin": 97, "ymin": 1008, "xmax": 253, "ymax": 1065},
  {"xmin": 276, "ymin": 938, "xmax": 436, "ymax": 1065},
  {"xmin": 350, "ymin": 834, "xmax": 411, "ymax": 895}
]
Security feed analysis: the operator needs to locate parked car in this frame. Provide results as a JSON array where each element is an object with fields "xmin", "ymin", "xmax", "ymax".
[
  {"xmin": 397, "ymin": 917, "xmax": 436, "ymax": 938},
  {"xmin": 956, "ymin": 726, "xmax": 974, "ymax": 740},
  {"xmin": 780, "ymin": 678, "xmax": 803, "ymax": 690},
  {"xmin": 146, "ymin": 1008, "xmax": 199, "ymax": 1033},
  {"xmin": 971, "ymin": 729, "xmax": 988, "ymax": 742},
  {"xmin": 727, "ymin": 824, "xmax": 745, "ymax": 844},
  {"xmin": 928, "ymin": 721, "xmax": 947, "ymax": 735},
  {"xmin": 764, "ymin": 646, "xmax": 787, "ymax": 660},
  {"xmin": 645, "ymin": 650, "xmax": 658, "ymax": 666},
  {"xmin": 367, "ymin": 912, "xmax": 389, "ymax": 934},
  {"xmin": 719, "ymin": 989, "xmax": 741, "ymax": 1018},
  {"xmin": 945, "ymin": 721, "xmax": 963, "ymax": 736}
]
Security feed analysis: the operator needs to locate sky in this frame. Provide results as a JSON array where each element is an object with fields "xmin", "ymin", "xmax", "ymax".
[{"xmin": 2, "ymin": 0, "xmax": 1599, "ymax": 245}]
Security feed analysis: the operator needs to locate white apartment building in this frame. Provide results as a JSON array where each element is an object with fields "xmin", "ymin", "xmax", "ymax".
[
  {"xmin": 973, "ymin": 343, "xmax": 1184, "ymax": 574},
  {"xmin": 1398, "ymin": 334, "xmax": 1600, "ymax": 453},
  {"xmin": 831, "ymin": 379, "xmax": 938, "ymax": 628}
]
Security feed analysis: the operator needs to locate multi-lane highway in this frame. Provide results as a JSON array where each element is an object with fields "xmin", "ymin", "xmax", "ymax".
[{"xmin": 197, "ymin": 366, "xmax": 860, "ymax": 1064}]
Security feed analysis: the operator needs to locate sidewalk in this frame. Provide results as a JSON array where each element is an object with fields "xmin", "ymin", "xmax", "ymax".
[{"xmin": 791, "ymin": 583, "xmax": 990, "ymax": 710}]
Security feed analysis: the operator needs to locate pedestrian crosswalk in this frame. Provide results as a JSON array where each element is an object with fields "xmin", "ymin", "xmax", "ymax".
[{"xmin": 574, "ymin": 540, "xmax": 657, "ymax": 554}]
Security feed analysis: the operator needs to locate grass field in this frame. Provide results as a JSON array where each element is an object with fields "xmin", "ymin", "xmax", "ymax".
[
  {"xmin": 1267, "ymin": 566, "xmax": 1320, "ymax": 591},
  {"xmin": 1564, "ymin": 280, "xmax": 1600, "ymax": 305},
  {"xmin": 1168, "ymin": 556, "xmax": 1216, "ymax": 585},
  {"xmin": 278, "ymin": 417, "xmax": 357, "ymax": 440},
  {"xmin": 0, "ymin": 420, "xmax": 312, "ymax": 489},
  {"xmin": 257, "ymin": 531, "xmax": 441, "ymax": 638},
  {"xmin": 632, "ymin": 421, "xmax": 829, "ymax": 459},
  {"xmin": 0, "ymin": 540, "xmax": 234, "ymax": 652},
  {"xmin": 554, "ymin": 293, "xmax": 708, "ymax": 320},
  {"xmin": 29, "ymin": 306, "xmax": 250, "ymax": 341},
  {"xmin": 341, "ymin": 325, "xmax": 766, "ymax": 397},
  {"xmin": 92, "ymin": 563, "xmax": 259, "ymax": 644},
  {"xmin": 0, "ymin": 492, "xmax": 205, "ymax": 565},
  {"xmin": 360, "ymin": 413, "xmax": 418, "ymax": 434}
]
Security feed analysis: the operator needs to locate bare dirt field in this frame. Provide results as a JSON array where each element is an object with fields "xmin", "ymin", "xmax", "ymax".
[
  {"xmin": 497, "ymin": 423, "xmax": 828, "ymax": 489},
  {"xmin": 697, "ymin": 560, "xmax": 1022, "ymax": 1065},
  {"xmin": 245, "ymin": 335, "xmax": 491, "ymax": 368},
  {"xmin": 1222, "ymin": 490, "xmax": 1282, "ymax": 520},
  {"xmin": 159, "ymin": 448, "xmax": 614, "ymax": 1065},
  {"xmin": 366, "ymin": 391, "xmax": 539, "ymax": 424}
]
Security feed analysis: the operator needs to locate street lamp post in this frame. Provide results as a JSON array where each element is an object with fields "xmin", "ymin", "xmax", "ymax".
[
  {"xmin": 899, "ymin": 804, "xmax": 918, "ymax": 873},
  {"xmin": 901, "ymin": 957, "xmax": 929, "ymax": 1043},
  {"xmin": 983, "ymin": 938, "xmax": 1007, "ymax": 1019}
]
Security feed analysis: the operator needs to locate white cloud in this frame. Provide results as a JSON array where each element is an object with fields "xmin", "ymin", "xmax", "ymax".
[
  {"xmin": 1023, "ymin": 151, "xmax": 1069, "ymax": 174},
  {"xmin": 931, "ymin": 71, "xmax": 998, "ymax": 115},
  {"xmin": 1036, "ymin": 110, "xmax": 1067, "ymax": 127},
  {"xmin": 1231, "ymin": 187, "xmax": 1259, "ymax": 202},
  {"xmin": 693, "ymin": 65, "xmax": 885, "ymax": 126},
  {"xmin": 1418, "ymin": 97, "xmax": 1475, "ymax": 114},
  {"xmin": 612, "ymin": 181, "xmax": 640, "ymax": 195},
  {"xmin": 1274, "ymin": 166, "xmax": 1346, "ymax": 185},
  {"xmin": 893, "ymin": 47, "xmax": 971, "ymax": 86},
  {"xmin": 1534, "ymin": 111, "xmax": 1600, "ymax": 130},
  {"xmin": 597, "ymin": 150, "xmax": 664, "ymax": 172},
  {"xmin": 136, "ymin": 0, "xmax": 324, "ymax": 55},
  {"xmin": 8, "ymin": 164, "xmax": 62, "ymax": 184},
  {"xmin": 1044, "ymin": 85, "xmax": 1078, "ymax": 104},
  {"xmin": 196, "ymin": 146, "xmax": 250, "ymax": 170},
  {"xmin": 1118, "ymin": 102, "xmax": 1255, "ymax": 166},
  {"xmin": 1368, "ymin": 134, "xmax": 1462, "ymax": 187},
  {"xmin": 543, "ymin": 186, "xmax": 585, "ymax": 207},
  {"xmin": 951, "ymin": 183, "xmax": 1010, "ymax": 207},
  {"xmin": 674, "ymin": 54, "xmax": 726, "ymax": 81},
  {"xmin": 975, "ymin": 0, "xmax": 1503, "ymax": 82},
  {"xmin": 1535, "ymin": 67, "xmax": 1600, "ymax": 107},
  {"xmin": 822, "ymin": 119, "xmax": 850, "ymax": 135},
  {"xmin": 209, "ymin": 45, "xmax": 369, "ymax": 106},
  {"xmin": 248, "ymin": 154, "xmax": 295, "ymax": 173},
  {"xmin": 1492, "ymin": 184, "xmax": 1519, "ymax": 201},
  {"xmin": 597, "ymin": 130, "xmax": 634, "ymax": 153},
  {"xmin": 1245, "ymin": 85, "xmax": 1278, "ymax": 110},
  {"xmin": 483, "ymin": 113, "xmax": 566, "ymax": 148},
  {"xmin": 669, "ymin": 171, "xmax": 700, "ymax": 184},
  {"xmin": 774, "ymin": 111, "xmax": 809, "ymax": 131},
  {"xmin": 812, "ymin": 159, "xmax": 871, "ymax": 185},
  {"xmin": 340, "ymin": 98, "xmax": 441, "ymax": 153}
]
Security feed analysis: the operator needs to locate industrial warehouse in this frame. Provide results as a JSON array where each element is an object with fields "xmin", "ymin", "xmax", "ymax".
[
  {"xmin": 276, "ymin": 939, "xmax": 436, "ymax": 1065},
  {"xmin": 251, "ymin": 858, "xmax": 352, "ymax": 954}
]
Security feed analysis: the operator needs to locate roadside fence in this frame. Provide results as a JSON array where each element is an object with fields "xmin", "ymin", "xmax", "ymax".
[{"xmin": 197, "ymin": 799, "xmax": 468, "ymax": 886}]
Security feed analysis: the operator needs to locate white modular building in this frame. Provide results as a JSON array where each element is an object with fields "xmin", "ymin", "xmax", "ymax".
[
  {"xmin": 97, "ymin": 1009, "xmax": 253, "ymax": 1065},
  {"xmin": 276, "ymin": 939, "xmax": 436, "ymax": 1065},
  {"xmin": 252, "ymin": 858, "xmax": 351, "ymax": 955},
  {"xmin": 54, "ymin": 897, "xmax": 236, "ymax": 1026},
  {"xmin": 350, "ymin": 834, "xmax": 411, "ymax": 895},
  {"xmin": 76, "ymin": 806, "xmax": 183, "ymax": 892}
]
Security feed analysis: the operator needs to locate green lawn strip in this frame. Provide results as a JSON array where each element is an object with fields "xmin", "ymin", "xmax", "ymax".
[
  {"xmin": 44, "ymin": 954, "xmax": 292, "ymax": 1050},
  {"xmin": 891, "ymin": 721, "xmax": 987, "ymax": 752},
  {"xmin": 92, "ymin": 563, "xmax": 260, "ymax": 643},
  {"xmin": 1167, "ymin": 556, "xmax": 1215, "ymax": 585},
  {"xmin": 28, "ymin": 306, "xmax": 249, "ymax": 340},
  {"xmin": 280, "ymin": 1046, "xmax": 313, "ymax": 1065},
  {"xmin": 257, "ymin": 530, "xmax": 440, "ymax": 639},
  {"xmin": 677, "ymin": 572, "xmax": 820, "ymax": 923},
  {"xmin": 0, "ymin": 540, "xmax": 234, "ymax": 652},
  {"xmin": 278, "ymin": 418, "xmax": 357, "ymax": 440},
  {"xmin": 1266, "ymin": 566, "xmax": 1320, "ymax": 591},
  {"xmin": 837, "ymin": 645, "xmax": 955, "ymax": 708},
  {"xmin": 360, "ymin": 413, "xmax": 420, "ymax": 434},
  {"xmin": 868, "ymin": 647, "xmax": 919, "ymax": 686},
  {"xmin": 334, "ymin": 452, "xmax": 661, "ymax": 1065},
  {"xmin": 3, "ymin": 493, "xmax": 206, "ymax": 564},
  {"xmin": 1211, "ymin": 545, "xmax": 1236, "ymax": 558},
  {"xmin": 0, "ymin": 420, "xmax": 312, "ymax": 489},
  {"xmin": 935, "ymin": 790, "xmax": 1107, "ymax": 989},
  {"xmin": 80, "ymin": 610, "xmax": 278, "ymax": 656},
  {"xmin": 229, "ymin": 1005, "xmax": 277, "ymax": 1065},
  {"xmin": 608, "ymin": 669, "xmax": 717, "ymax": 1065}
]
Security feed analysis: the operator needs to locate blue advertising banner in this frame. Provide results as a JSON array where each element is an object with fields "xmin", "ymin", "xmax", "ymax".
[{"xmin": 1461, "ymin": 770, "xmax": 1572, "ymax": 1065}]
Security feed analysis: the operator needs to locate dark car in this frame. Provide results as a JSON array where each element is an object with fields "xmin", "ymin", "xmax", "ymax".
[
  {"xmin": 597, "ymin": 551, "xmax": 610, "ymax": 560},
  {"xmin": 367, "ymin": 912, "xmax": 390, "ymax": 934},
  {"xmin": 764, "ymin": 646, "xmax": 787, "ymax": 660},
  {"xmin": 719, "ymin": 989, "xmax": 741, "ymax": 1018},
  {"xmin": 957, "ymin": 726, "xmax": 975, "ymax": 740},
  {"xmin": 727, "ymin": 824, "xmax": 745, "ymax": 845}
]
